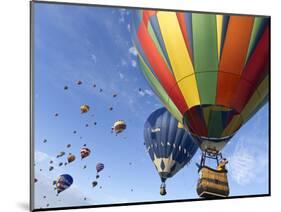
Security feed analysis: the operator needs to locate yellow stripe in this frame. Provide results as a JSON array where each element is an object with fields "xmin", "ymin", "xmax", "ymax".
[
  {"xmin": 157, "ymin": 11, "xmax": 200, "ymax": 108},
  {"xmin": 216, "ymin": 15, "xmax": 223, "ymax": 60},
  {"xmin": 221, "ymin": 114, "xmax": 242, "ymax": 137}
]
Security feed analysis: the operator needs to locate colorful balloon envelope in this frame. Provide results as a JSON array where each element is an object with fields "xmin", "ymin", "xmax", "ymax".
[
  {"xmin": 56, "ymin": 174, "xmax": 73, "ymax": 194},
  {"xmin": 67, "ymin": 154, "xmax": 76, "ymax": 163},
  {"xmin": 80, "ymin": 147, "xmax": 91, "ymax": 159},
  {"xmin": 132, "ymin": 10, "xmax": 269, "ymax": 152},
  {"xmin": 144, "ymin": 108, "xmax": 198, "ymax": 183},
  {"xmin": 80, "ymin": 104, "xmax": 90, "ymax": 113},
  {"xmin": 112, "ymin": 120, "xmax": 126, "ymax": 134},
  {"xmin": 96, "ymin": 163, "xmax": 104, "ymax": 173}
]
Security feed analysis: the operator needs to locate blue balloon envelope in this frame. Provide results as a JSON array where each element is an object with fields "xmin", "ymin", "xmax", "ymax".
[
  {"xmin": 56, "ymin": 174, "xmax": 73, "ymax": 194},
  {"xmin": 144, "ymin": 108, "xmax": 198, "ymax": 184}
]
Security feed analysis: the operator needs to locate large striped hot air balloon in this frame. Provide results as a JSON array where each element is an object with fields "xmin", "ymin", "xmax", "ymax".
[
  {"xmin": 132, "ymin": 10, "xmax": 269, "ymax": 153},
  {"xmin": 144, "ymin": 108, "xmax": 198, "ymax": 195}
]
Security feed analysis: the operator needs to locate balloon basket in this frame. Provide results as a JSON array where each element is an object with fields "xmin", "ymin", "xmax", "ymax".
[{"xmin": 196, "ymin": 166, "xmax": 229, "ymax": 198}]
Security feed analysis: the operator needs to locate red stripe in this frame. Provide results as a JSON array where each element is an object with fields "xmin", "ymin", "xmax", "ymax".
[
  {"xmin": 137, "ymin": 21, "xmax": 188, "ymax": 114},
  {"xmin": 230, "ymin": 26, "xmax": 269, "ymax": 112},
  {"xmin": 143, "ymin": 10, "xmax": 157, "ymax": 27}
]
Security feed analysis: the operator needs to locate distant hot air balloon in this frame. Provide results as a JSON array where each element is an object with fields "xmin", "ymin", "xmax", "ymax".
[
  {"xmin": 132, "ymin": 10, "xmax": 269, "ymax": 153},
  {"xmin": 64, "ymin": 86, "xmax": 68, "ymax": 90},
  {"xmin": 144, "ymin": 108, "xmax": 198, "ymax": 195},
  {"xmin": 112, "ymin": 120, "xmax": 126, "ymax": 134},
  {"xmin": 92, "ymin": 181, "xmax": 98, "ymax": 188},
  {"xmin": 56, "ymin": 151, "xmax": 65, "ymax": 158},
  {"xmin": 80, "ymin": 147, "xmax": 91, "ymax": 159},
  {"xmin": 80, "ymin": 104, "xmax": 90, "ymax": 113},
  {"xmin": 96, "ymin": 163, "xmax": 104, "ymax": 179},
  {"xmin": 56, "ymin": 174, "xmax": 73, "ymax": 194},
  {"xmin": 133, "ymin": 10, "xmax": 269, "ymax": 197},
  {"xmin": 67, "ymin": 154, "xmax": 76, "ymax": 163}
]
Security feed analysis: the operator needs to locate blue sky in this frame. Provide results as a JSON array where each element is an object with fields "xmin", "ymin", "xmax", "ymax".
[{"xmin": 33, "ymin": 3, "xmax": 269, "ymax": 209}]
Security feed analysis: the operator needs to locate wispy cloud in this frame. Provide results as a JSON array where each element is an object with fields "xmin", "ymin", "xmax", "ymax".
[
  {"xmin": 138, "ymin": 89, "xmax": 154, "ymax": 97},
  {"xmin": 129, "ymin": 46, "xmax": 138, "ymax": 56},
  {"xmin": 228, "ymin": 134, "xmax": 268, "ymax": 186},
  {"xmin": 131, "ymin": 59, "xmax": 137, "ymax": 68},
  {"xmin": 91, "ymin": 54, "xmax": 97, "ymax": 63},
  {"xmin": 119, "ymin": 72, "xmax": 124, "ymax": 80},
  {"xmin": 34, "ymin": 172, "xmax": 91, "ymax": 209}
]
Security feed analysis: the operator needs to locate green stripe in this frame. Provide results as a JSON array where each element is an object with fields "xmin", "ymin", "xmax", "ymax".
[
  {"xmin": 192, "ymin": 14, "xmax": 218, "ymax": 105},
  {"xmin": 245, "ymin": 17, "xmax": 263, "ymax": 63},
  {"xmin": 138, "ymin": 55, "xmax": 183, "ymax": 122},
  {"xmin": 147, "ymin": 22, "xmax": 172, "ymax": 71},
  {"xmin": 207, "ymin": 109, "xmax": 224, "ymax": 137}
]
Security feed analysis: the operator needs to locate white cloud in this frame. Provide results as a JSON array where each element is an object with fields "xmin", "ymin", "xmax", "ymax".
[
  {"xmin": 35, "ymin": 151, "xmax": 55, "ymax": 163},
  {"xmin": 138, "ymin": 90, "xmax": 145, "ymax": 96},
  {"xmin": 34, "ymin": 172, "xmax": 91, "ymax": 209},
  {"xmin": 129, "ymin": 46, "xmax": 138, "ymax": 56},
  {"xmin": 138, "ymin": 89, "xmax": 154, "ymax": 97},
  {"xmin": 144, "ymin": 89, "xmax": 154, "ymax": 96},
  {"xmin": 91, "ymin": 54, "xmax": 97, "ymax": 63},
  {"xmin": 121, "ymin": 58, "xmax": 127, "ymax": 67},
  {"xmin": 127, "ymin": 24, "xmax": 131, "ymax": 32},
  {"xmin": 228, "ymin": 136, "xmax": 268, "ymax": 186},
  {"xmin": 119, "ymin": 72, "xmax": 124, "ymax": 80},
  {"xmin": 131, "ymin": 60, "xmax": 137, "ymax": 68}
]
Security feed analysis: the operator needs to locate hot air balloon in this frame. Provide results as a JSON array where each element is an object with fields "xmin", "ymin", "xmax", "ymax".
[
  {"xmin": 64, "ymin": 86, "xmax": 68, "ymax": 90},
  {"xmin": 96, "ymin": 163, "xmax": 104, "ymax": 179},
  {"xmin": 92, "ymin": 181, "xmax": 98, "ymax": 187},
  {"xmin": 56, "ymin": 174, "xmax": 73, "ymax": 194},
  {"xmin": 132, "ymin": 10, "xmax": 269, "ymax": 197},
  {"xmin": 67, "ymin": 154, "xmax": 76, "ymax": 163},
  {"xmin": 80, "ymin": 104, "xmax": 90, "ymax": 113},
  {"xmin": 112, "ymin": 120, "xmax": 126, "ymax": 134},
  {"xmin": 80, "ymin": 147, "xmax": 91, "ymax": 159},
  {"xmin": 144, "ymin": 108, "xmax": 198, "ymax": 195}
]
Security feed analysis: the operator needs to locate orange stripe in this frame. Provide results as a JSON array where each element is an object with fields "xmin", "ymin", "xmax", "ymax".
[{"xmin": 216, "ymin": 16, "xmax": 254, "ymax": 107}]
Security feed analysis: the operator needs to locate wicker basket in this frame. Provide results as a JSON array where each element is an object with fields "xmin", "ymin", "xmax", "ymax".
[{"xmin": 197, "ymin": 166, "xmax": 229, "ymax": 198}]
